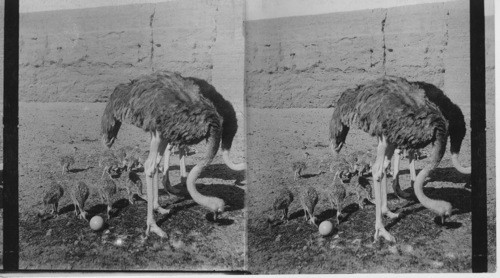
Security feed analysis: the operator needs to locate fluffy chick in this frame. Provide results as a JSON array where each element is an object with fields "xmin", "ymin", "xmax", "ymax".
[
  {"xmin": 70, "ymin": 181, "xmax": 90, "ymax": 221},
  {"xmin": 98, "ymin": 176, "xmax": 117, "ymax": 218},
  {"xmin": 300, "ymin": 186, "xmax": 319, "ymax": 226},
  {"xmin": 59, "ymin": 146, "xmax": 77, "ymax": 174},
  {"xmin": 272, "ymin": 187, "xmax": 294, "ymax": 222},
  {"xmin": 349, "ymin": 175, "xmax": 374, "ymax": 209},
  {"xmin": 329, "ymin": 171, "xmax": 347, "ymax": 225},
  {"xmin": 40, "ymin": 181, "xmax": 64, "ymax": 216},
  {"xmin": 125, "ymin": 171, "xmax": 144, "ymax": 204}
]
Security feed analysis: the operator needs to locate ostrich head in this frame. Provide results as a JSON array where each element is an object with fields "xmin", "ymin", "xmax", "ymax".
[
  {"xmin": 210, "ymin": 198, "xmax": 226, "ymax": 221},
  {"xmin": 433, "ymin": 200, "xmax": 453, "ymax": 225}
]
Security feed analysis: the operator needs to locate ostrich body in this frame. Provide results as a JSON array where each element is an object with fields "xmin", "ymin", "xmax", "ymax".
[
  {"xmin": 329, "ymin": 76, "xmax": 452, "ymax": 242},
  {"xmin": 98, "ymin": 176, "xmax": 118, "ymax": 218},
  {"xmin": 70, "ymin": 181, "xmax": 90, "ymax": 220},
  {"xmin": 329, "ymin": 171, "xmax": 347, "ymax": 225},
  {"xmin": 41, "ymin": 181, "xmax": 64, "ymax": 216},
  {"xmin": 59, "ymin": 147, "xmax": 77, "ymax": 174},
  {"xmin": 126, "ymin": 171, "xmax": 145, "ymax": 204},
  {"xmin": 101, "ymin": 70, "xmax": 232, "ymax": 237},
  {"xmin": 272, "ymin": 187, "xmax": 294, "ymax": 221},
  {"xmin": 300, "ymin": 186, "xmax": 319, "ymax": 225},
  {"xmin": 160, "ymin": 77, "xmax": 245, "ymax": 195}
]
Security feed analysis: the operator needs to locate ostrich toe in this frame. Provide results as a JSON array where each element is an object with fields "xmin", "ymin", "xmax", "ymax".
[
  {"xmin": 374, "ymin": 226, "xmax": 396, "ymax": 243},
  {"xmin": 383, "ymin": 209, "xmax": 399, "ymax": 219},
  {"xmin": 154, "ymin": 206, "xmax": 171, "ymax": 215},
  {"xmin": 146, "ymin": 223, "xmax": 168, "ymax": 238}
]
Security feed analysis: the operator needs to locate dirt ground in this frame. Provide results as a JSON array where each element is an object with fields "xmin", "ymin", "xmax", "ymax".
[
  {"xmin": 17, "ymin": 102, "xmax": 246, "ymax": 270},
  {"xmin": 247, "ymin": 104, "xmax": 495, "ymax": 273}
]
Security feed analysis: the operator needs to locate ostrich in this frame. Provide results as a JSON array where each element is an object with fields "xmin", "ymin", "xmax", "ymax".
[
  {"xmin": 300, "ymin": 186, "xmax": 319, "ymax": 225},
  {"xmin": 101, "ymin": 70, "xmax": 244, "ymax": 237},
  {"xmin": 70, "ymin": 181, "xmax": 90, "ymax": 221},
  {"xmin": 98, "ymin": 176, "xmax": 118, "ymax": 218},
  {"xmin": 329, "ymin": 170, "xmax": 347, "ymax": 225},
  {"xmin": 59, "ymin": 146, "xmax": 78, "ymax": 174},
  {"xmin": 159, "ymin": 76, "xmax": 245, "ymax": 195},
  {"xmin": 329, "ymin": 76, "xmax": 452, "ymax": 242},
  {"xmin": 39, "ymin": 181, "xmax": 64, "ymax": 216},
  {"xmin": 271, "ymin": 187, "xmax": 294, "ymax": 222}
]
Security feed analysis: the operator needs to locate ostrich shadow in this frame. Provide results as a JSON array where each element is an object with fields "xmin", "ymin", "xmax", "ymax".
[
  {"xmin": 159, "ymin": 182, "xmax": 245, "ymax": 212},
  {"xmin": 384, "ymin": 186, "xmax": 469, "ymax": 232},
  {"xmin": 395, "ymin": 167, "xmax": 469, "ymax": 185},
  {"xmin": 167, "ymin": 163, "xmax": 246, "ymax": 185},
  {"xmin": 68, "ymin": 167, "xmax": 90, "ymax": 173}
]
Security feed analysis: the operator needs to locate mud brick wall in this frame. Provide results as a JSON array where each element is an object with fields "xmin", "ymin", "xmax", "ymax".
[
  {"xmin": 245, "ymin": 0, "xmax": 494, "ymax": 108},
  {"xmin": 18, "ymin": 0, "xmax": 244, "ymax": 109}
]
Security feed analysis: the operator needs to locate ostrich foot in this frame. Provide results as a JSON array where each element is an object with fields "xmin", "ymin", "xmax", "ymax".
[
  {"xmin": 309, "ymin": 216, "xmax": 317, "ymax": 226},
  {"xmin": 382, "ymin": 208, "xmax": 399, "ymax": 219},
  {"xmin": 146, "ymin": 223, "xmax": 168, "ymax": 238},
  {"xmin": 154, "ymin": 205, "xmax": 171, "ymax": 215},
  {"xmin": 373, "ymin": 226, "xmax": 395, "ymax": 243},
  {"xmin": 79, "ymin": 211, "xmax": 88, "ymax": 221}
]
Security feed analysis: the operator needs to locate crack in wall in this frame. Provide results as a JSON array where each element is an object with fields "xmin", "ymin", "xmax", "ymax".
[
  {"xmin": 381, "ymin": 10, "xmax": 388, "ymax": 75},
  {"xmin": 149, "ymin": 7, "xmax": 156, "ymax": 72}
]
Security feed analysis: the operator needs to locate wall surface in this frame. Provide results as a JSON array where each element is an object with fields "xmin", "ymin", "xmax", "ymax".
[
  {"xmin": 19, "ymin": 0, "xmax": 245, "ymax": 109},
  {"xmin": 245, "ymin": 0, "xmax": 494, "ymax": 108}
]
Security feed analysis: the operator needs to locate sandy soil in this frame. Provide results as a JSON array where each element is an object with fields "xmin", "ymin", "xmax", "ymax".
[
  {"xmin": 18, "ymin": 102, "xmax": 246, "ymax": 270},
  {"xmin": 246, "ymin": 105, "xmax": 495, "ymax": 273}
]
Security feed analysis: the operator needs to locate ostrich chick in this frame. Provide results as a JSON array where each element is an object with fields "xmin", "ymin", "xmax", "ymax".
[
  {"xmin": 39, "ymin": 181, "xmax": 64, "ymax": 216},
  {"xmin": 59, "ymin": 146, "xmax": 78, "ymax": 174},
  {"xmin": 99, "ymin": 156, "xmax": 123, "ymax": 178},
  {"xmin": 70, "ymin": 181, "xmax": 90, "ymax": 221},
  {"xmin": 125, "ymin": 171, "xmax": 145, "ymax": 204},
  {"xmin": 329, "ymin": 171, "xmax": 347, "ymax": 225},
  {"xmin": 300, "ymin": 186, "xmax": 319, "ymax": 226},
  {"xmin": 347, "ymin": 150, "xmax": 373, "ymax": 176},
  {"xmin": 272, "ymin": 187, "xmax": 294, "ymax": 222},
  {"xmin": 292, "ymin": 152, "xmax": 310, "ymax": 180},
  {"xmin": 350, "ymin": 175, "xmax": 374, "ymax": 209},
  {"xmin": 99, "ymin": 176, "xmax": 118, "ymax": 218}
]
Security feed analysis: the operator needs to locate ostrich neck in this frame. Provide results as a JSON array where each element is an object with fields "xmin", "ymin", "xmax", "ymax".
[
  {"xmin": 413, "ymin": 166, "xmax": 446, "ymax": 214},
  {"xmin": 186, "ymin": 164, "xmax": 221, "ymax": 211}
]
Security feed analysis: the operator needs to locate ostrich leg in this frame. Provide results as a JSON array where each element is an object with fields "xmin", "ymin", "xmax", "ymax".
[
  {"xmin": 144, "ymin": 132, "xmax": 168, "ymax": 238},
  {"xmin": 391, "ymin": 149, "xmax": 412, "ymax": 199},
  {"xmin": 372, "ymin": 136, "xmax": 396, "ymax": 242},
  {"xmin": 153, "ymin": 141, "xmax": 170, "ymax": 215},
  {"xmin": 161, "ymin": 144, "xmax": 182, "ymax": 195},
  {"xmin": 179, "ymin": 146, "xmax": 187, "ymax": 184},
  {"xmin": 382, "ymin": 145, "xmax": 398, "ymax": 218},
  {"xmin": 408, "ymin": 150, "xmax": 417, "ymax": 184}
]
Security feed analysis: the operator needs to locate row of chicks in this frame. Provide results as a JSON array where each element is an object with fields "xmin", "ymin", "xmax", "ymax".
[
  {"xmin": 273, "ymin": 157, "xmax": 374, "ymax": 227},
  {"xmin": 280, "ymin": 148, "xmax": 425, "ymax": 228},
  {"xmin": 42, "ymin": 145, "xmax": 148, "ymax": 221}
]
